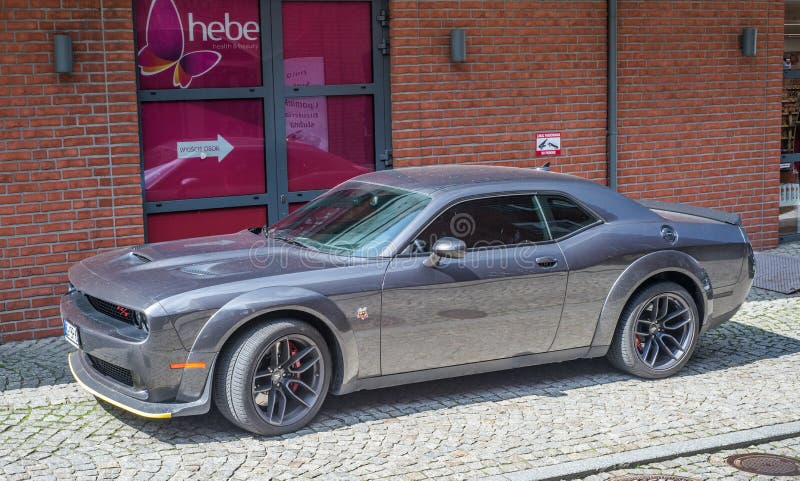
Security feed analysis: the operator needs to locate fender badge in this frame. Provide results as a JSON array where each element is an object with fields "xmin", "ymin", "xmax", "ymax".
[{"xmin": 356, "ymin": 307, "xmax": 369, "ymax": 320}]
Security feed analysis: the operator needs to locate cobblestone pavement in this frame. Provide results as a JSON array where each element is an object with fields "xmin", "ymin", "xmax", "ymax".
[
  {"xmin": 580, "ymin": 436, "xmax": 800, "ymax": 480},
  {"xmin": 1, "ymin": 243, "xmax": 799, "ymax": 481}
]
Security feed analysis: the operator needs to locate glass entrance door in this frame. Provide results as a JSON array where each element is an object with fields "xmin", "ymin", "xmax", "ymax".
[
  {"xmin": 276, "ymin": 0, "xmax": 389, "ymax": 215},
  {"xmin": 134, "ymin": 0, "xmax": 389, "ymax": 242},
  {"xmin": 783, "ymin": 1, "xmax": 800, "ymax": 241}
]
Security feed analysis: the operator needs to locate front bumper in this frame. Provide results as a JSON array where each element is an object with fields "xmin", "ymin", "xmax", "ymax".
[
  {"xmin": 61, "ymin": 289, "xmax": 216, "ymax": 418},
  {"xmin": 69, "ymin": 350, "xmax": 213, "ymax": 418}
]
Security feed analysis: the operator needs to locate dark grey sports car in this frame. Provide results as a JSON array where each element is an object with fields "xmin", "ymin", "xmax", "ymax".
[{"xmin": 62, "ymin": 165, "xmax": 754, "ymax": 435}]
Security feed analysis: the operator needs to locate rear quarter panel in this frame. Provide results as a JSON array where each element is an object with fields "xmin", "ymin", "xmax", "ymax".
[
  {"xmin": 656, "ymin": 211, "xmax": 747, "ymax": 290},
  {"xmin": 552, "ymin": 221, "xmax": 664, "ymax": 351},
  {"xmin": 553, "ymin": 212, "xmax": 746, "ymax": 353}
]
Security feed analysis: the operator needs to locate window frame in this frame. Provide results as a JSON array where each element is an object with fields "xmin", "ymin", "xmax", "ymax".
[
  {"xmin": 536, "ymin": 192, "xmax": 604, "ymax": 242},
  {"xmin": 267, "ymin": 182, "xmax": 432, "ymax": 257},
  {"xmin": 133, "ymin": 0, "xmax": 392, "ymax": 241},
  {"xmin": 395, "ymin": 190, "xmax": 604, "ymax": 257}
]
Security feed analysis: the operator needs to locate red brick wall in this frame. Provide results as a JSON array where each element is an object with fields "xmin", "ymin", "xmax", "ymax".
[
  {"xmin": 615, "ymin": 0, "xmax": 781, "ymax": 248},
  {"xmin": 390, "ymin": 0, "xmax": 782, "ymax": 249},
  {"xmin": 389, "ymin": 1, "xmax": 609, "ymax": 182},
  {"xmin": 0, "ymin": 0, "xmax": 143, "ymax": 341}
]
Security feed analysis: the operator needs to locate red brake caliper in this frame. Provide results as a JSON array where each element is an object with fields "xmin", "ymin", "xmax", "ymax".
[
  {"xmin": 287, "ymin": 341, "xmax": 301, "ymax": 391},
  {"xmin": 635, "ymin": 336, "xmax": 643, "ymax": 352}
]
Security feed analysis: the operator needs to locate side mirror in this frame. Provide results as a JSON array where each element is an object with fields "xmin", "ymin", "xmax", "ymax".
[{"xmin": 423, "ymin": 237, "xmax": 467, "ymax": 267}]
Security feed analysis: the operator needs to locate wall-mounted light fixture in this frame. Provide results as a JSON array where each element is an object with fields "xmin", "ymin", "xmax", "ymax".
[
  {"xmin": 739, "ymin": 27, "xmax": 757, "ymax": 57},
  {"xmin": 54, "ymin": 34, "xmax": 73, "ymax": 73},
  {"xmin": 450, "ymin": 28, "xmax": 466, "ymax": 63}
]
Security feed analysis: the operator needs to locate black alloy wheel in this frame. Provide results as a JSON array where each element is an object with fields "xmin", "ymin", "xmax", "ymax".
[
  {"xmin": 607, "ymin": 281, "xmax": 700, "ymax": 378},
  {"xmin": 214, "ymin": 320, "xmax": 331, "ymax": 436},
  {"xmin": 632, "ymin": 292, "xmax": 695, "ymax": 371},
  {"xmin": 251, "ymin": 334, "xmax": 325, "ymax": 427}
]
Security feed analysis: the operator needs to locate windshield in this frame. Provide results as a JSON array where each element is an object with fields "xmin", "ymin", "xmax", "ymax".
[{"xmin": 268, "ymin": 182, "xmax": 431, "ymax": 257}]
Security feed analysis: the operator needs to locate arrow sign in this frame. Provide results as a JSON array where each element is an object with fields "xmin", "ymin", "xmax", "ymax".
[{"xmin": 176, "ymin": 135, "xmax": 234, "ymax": 162}]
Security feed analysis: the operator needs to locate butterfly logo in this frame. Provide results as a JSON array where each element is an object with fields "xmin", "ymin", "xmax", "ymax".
[{"xmin": 137, "ymin": 0, "xmax": 221, "ymax": 88}]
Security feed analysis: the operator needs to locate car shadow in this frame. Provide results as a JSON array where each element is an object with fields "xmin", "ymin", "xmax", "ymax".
[{"xmin": 96, "ymin": 320, "xmax": 800, "ymax": 445}]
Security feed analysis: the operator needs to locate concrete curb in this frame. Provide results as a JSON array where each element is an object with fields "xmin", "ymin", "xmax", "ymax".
[{"xmin": 473, "ymin": 420, "xmax": 800, "ymax": 481}]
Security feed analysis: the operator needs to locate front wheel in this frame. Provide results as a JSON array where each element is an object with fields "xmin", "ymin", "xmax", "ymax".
[
  {"xmin": 607, "ymin": 281, "xmax": 700, "ymax": 379},
  {"xmin": 213, "ymin": 320, "xmax": 331, "ymax": 436}
]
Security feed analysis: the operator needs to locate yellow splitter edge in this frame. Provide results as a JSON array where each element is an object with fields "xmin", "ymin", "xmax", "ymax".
[{"xmin": 68, "ymin": 352, "xmax": 172, "ymax": 419}]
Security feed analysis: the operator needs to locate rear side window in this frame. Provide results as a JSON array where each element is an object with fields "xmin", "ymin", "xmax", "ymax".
[
  {"xmin": 537, "ymin": 194, "xmax": 598, "ymax": 239},
  {"xmin": 414, "ymin": 194, "xmax": 551, "ymax": 252}
]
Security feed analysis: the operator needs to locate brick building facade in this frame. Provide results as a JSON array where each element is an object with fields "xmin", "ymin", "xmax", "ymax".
[{"xmin": 0, "ymin": 0, "xmax": 783, "ymax": 341}]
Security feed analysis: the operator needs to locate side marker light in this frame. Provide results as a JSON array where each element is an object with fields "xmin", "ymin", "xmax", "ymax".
[{"xmin": 169, "ymin": 362, "xmax": 206, "ymax": 369}]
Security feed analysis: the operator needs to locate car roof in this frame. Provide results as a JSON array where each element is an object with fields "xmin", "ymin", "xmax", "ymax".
[{"xmin": 352, "ymin": 165, "xmax": 594, "ymax": 196}]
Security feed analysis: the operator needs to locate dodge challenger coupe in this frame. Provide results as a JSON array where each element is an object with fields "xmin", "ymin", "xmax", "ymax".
[{"xmin": 62, "ymin": 165, "xmax": 754, "ymax": 435}]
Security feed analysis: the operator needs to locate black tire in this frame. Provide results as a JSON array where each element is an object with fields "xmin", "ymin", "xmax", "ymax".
[
  {"xmin": 607, "ymin": 281, "xmax": 700, "ymax": 379},
  {"xmin": 213, "ymin": 319, "xmax": 331, "ymax": 436}
]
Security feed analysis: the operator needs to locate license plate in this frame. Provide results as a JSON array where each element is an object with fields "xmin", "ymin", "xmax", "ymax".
[{"xmin": 63, "ymin": 319, "xmax": 80, "ymax": 348}]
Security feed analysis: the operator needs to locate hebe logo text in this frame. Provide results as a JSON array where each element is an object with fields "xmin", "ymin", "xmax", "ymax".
[{"xmin": 188, "ymin": 12, "xmax": 259, "ymax": 42}]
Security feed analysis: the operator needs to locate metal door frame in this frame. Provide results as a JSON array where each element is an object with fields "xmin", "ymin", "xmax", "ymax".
[{"xmin": 135, "ymin": 0, "xmax": 391, "ymax": 239}]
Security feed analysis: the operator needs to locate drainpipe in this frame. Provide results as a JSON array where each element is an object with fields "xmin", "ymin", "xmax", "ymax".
[{"xmin": 607, "ymin": 0, "xmax": 618, "ymax": 190}]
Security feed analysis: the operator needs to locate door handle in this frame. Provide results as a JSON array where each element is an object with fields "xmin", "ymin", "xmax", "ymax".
[{"xmin": 535, "ymin": 256, "xmax": 558, "ymax": 268}]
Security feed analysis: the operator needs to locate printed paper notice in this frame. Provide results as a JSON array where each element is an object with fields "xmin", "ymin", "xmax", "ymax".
[{"xmin": 284, "ymin": 57, "xmax": 328, "ymax": 152}]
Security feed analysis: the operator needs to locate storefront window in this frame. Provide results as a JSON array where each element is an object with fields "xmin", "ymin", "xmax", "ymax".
[
  {"xmin": 286, "ymin": 95, "xmax": 374, "ymax": 191},
  {"xmin": 134, "ymin": 0, "xmax": 262, "ymax": 89},
  {"xmin": 282, "ymin": 2, "xmax": 372, "ymax": 86},
  {"xmin": 136, "ymin": 0, "xmax": 388, "ymax": 242},
  {"xmin": 782, "ymin": 49, "xmax": 800, "ymax": 238},
  {"xmin": 140, "ymin": 99, "xmax": 266, "ymax": 201},
  {"xmin": 147, "ymin": 206, "xmax": 267, "ymax": 243},
  {"xmin": 779, "ymin": 162, "xmax": 800, "ymax": 238}
]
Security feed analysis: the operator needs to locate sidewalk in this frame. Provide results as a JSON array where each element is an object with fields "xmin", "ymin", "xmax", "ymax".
[
  {"xmin": 578, "ymin": 436, "xmax": 800, "ymax": 480},
  {"xmin": 1, "ymin": 244, "xmax": 799, "ymax": 481}
]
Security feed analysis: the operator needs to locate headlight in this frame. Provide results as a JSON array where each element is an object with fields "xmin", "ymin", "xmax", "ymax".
[{"xmin": 133, "ymin": 311, "xmax": 149, "ymax": 332}]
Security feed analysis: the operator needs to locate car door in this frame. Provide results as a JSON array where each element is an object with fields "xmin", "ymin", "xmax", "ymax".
[
  {"xmin": 379, "ymin": 193, "xmax": 569, "ymax": 375},
  {"xmin": 536, "ymin": 193, "xmax": 609, "ymax": 352}
]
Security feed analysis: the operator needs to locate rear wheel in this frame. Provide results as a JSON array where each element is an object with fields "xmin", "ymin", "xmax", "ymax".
[
  {"xmin": 214, "ymin": 320, "xmax": 331, "ymax": 435},
  {"xmin": 607, "ymin": 281, "xmax": 699, "ymax": 378}
]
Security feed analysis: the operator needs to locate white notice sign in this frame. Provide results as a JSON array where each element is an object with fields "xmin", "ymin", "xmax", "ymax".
[
  {"xmin": 284, "ymin": 57, "xmax": 329, "ymax": 152},
  {"xmin": 536, "ymin": 132, "xmax": 561, "ymax": 156}
]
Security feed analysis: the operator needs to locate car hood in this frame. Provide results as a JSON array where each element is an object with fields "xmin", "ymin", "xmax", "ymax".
[{"xmin": 69, "ymin": 230, "xmax": 357, "ymax": 306}]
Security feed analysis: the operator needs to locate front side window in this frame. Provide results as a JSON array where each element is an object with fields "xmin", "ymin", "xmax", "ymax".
[
  {"xmin": 413, "ymin": 195, "xmax": 551, "ymax": 253},
  {"xmin": 537, "ymin": 194, "xmax": 598, "ymax": 239},
  {"xmin": 268, "ymin": 182, "xmax": 430, "ymax": 257}
]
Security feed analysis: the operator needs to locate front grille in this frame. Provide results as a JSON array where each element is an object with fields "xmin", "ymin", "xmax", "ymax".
[
  {"xmin": 87, "ymin": 354, "xmax": 134, "ymax": 387},
  {"xmin": 86, "ymin": 295, "xmax": 143, "ymax": 329}
]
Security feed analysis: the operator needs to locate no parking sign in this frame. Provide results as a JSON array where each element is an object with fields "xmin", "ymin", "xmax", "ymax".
[{"xmin": 535, "ymin": 132, "xmax": 561, "ymax": 156}]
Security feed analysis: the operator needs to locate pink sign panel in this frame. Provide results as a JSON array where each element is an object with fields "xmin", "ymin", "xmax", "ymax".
[
  {"xmin": 135, "ymin": 0, "xmax": 262, "ymax": 89},
  {"xmin": 282, "ymin": 2, "xmax": 372, "ymax": 86},
  {"xmin": 147, "ymin": 206, "xmax": 267, "ymax": 243},
  {"xmin": 288, "ymin": 202, "xmax": 307, "ymax": 214},
  {"xmin": 287, "ymin": 95, "xmax": 374, "ymax": 192},
  {"xmin": 141, "ymin": 99, "xmax": 265, "ymax": 202}
]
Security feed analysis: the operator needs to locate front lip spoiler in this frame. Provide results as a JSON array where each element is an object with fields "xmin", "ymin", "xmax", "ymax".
[{"xmin": 68, "ymin": 351, "xmax": 213, "ymax": 419}]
